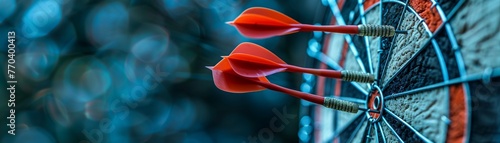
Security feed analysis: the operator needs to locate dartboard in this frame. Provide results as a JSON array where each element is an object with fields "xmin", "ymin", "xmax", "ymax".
[{"xmin": 298, "ymin": 0, "xmax": 500, "ymax": 143}]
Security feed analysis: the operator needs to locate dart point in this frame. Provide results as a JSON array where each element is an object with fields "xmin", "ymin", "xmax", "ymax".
[{"xmin": 205, "ymin": 66, "xmax": 214, "ymax": 70}]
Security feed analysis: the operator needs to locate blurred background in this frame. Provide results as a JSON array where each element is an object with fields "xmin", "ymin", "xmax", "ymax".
[{"xmin": 0, "ymin": 0, "xmax": 321, "ymax": 142}]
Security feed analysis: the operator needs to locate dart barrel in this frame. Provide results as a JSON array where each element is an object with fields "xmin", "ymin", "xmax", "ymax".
[
  {"xmin": 358, "ymin": 25, "xmax": 396, "ymax": 37},
  {"xmin": 341, "ymin": 70, "xmax": 375, "ymax": 83},
  {"xmin": 324, "ymin": 97, "xmax": 359, "ymax": 113}
]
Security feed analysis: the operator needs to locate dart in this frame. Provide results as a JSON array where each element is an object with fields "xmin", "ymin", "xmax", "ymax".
[
  {"xmin": 207, "ymin": 57, "xmax": 368, "ymax": 113},
  {"xmin": 227, "ymin": 7, "xmax": 406, "ymax": 39},
  {"xmin": 226, "ymin": 42, "xmax": 374, "ymax": 83}
]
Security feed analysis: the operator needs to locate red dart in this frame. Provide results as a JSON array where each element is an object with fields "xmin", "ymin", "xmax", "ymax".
[
  {"xmin": 227, "ymin": 7, "xmax": 403, "ymax": 39},
  {"xmin": 226, "ymin": 42, "xmax": 374, "ymax": 83},
  {"xmin": 207, "ymin": 58, "xmax": 363, "ymax": 113}
]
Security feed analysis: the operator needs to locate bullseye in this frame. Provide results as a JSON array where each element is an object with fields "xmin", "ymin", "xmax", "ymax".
[{"xmin": 366, "ymin": 85, "xmax": 384, "ymax": 122}]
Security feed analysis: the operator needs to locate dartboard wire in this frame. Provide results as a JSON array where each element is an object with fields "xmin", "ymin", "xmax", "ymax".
[
  {"xmin": 307, "ymin": 42, "xmax": 342, "ymax": 69},
  {"xmin": 430, "ymin": 0, "xmax": 466, "ymax": 20},
  {"xmin": 430, "ymin": 27, "xmax": 452, "ymax": 140},
  {"xmin": 330, "ymin": 112, "xmax": 366, "ymax": 140},
  {"xmin": 308, "ymin": 36, "xmax": 369, "ymax": 96},
  {"xmin": 384, "ymin": 108, "xmax": 433, "ymax": 143},
  {"xmin": 431, "ymin": 40, "xmax": 450, "ymax": 80},
  {"xmin": 376, "ymin": 122, "xmax": 388, "ymax": 143},
  {"xmin": 327, "ymin": 0, "xmax": 369, "ymax": 76},
  {"xmin": 373, "ymin": 122, "xmax": 379, "ymax": 143},
  {"xmin": 357, "ymin": 0, "xmax": 374, "ymax": 75},
  {"xmin": 375, "ymin": 0, "xmax": 384, "ymax": 85},
  {"xmin": 359, "ymin": 122, "xmax": 373, "ymax": 143},
  {"xmin": 378, "ymin": 0, "xmax": 410, "ymax": 87},
  {"xmin": 381, "ymin": 116, "xmax": 405, "ymax": 143}
]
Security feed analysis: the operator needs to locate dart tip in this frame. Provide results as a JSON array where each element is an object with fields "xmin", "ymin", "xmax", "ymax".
[
  {"xmin": 221, "ymin": 56, "xmax": 228, "ymax": 58},
  {"xmin": 205, "ymin": 66, "xmax": 214, "ymax": 70},
  {"xmin": 225, "ymin": 21, "xmax": 235, "ymax": 26}
]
